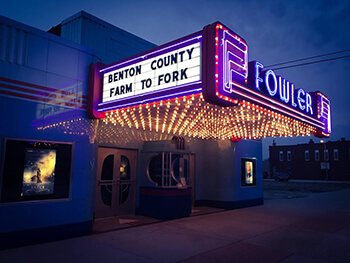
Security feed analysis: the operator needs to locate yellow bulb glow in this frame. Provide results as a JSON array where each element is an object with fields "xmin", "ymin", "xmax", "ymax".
[{"xmin": 97, "ymin": 93, "xmax": 317, "ymax": 141}]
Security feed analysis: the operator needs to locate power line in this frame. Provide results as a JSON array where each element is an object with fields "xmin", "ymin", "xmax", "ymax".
[
  {"xmin": 265, "ymin": 48, "xmax": 350, "ymax": 67},
  {"xmin": 269, "ymin": 54, "xmax": 350, "ymax": 71}
]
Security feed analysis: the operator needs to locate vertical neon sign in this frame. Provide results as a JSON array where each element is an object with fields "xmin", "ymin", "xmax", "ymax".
[
  {"xmin": 222, "ymin": 29, "xmax": 248, "ymax": 93},
  {"xmin": 217, "ymin": 24, "xmax": 248, "ymax": 102},
  {"xmin": 315, "ymin": 92, "xmax": 331, "ymax": 137},
  {"xmin": 202, "ymin": 22, "xmax": 248, "ymax": 106}
]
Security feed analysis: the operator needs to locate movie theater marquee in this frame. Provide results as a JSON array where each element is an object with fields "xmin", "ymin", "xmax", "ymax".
[
  {"xmin": 101, "ymin": 42, "xmax": 201, "ymax": 104},
  {"xmin": 88, "ymin": 22, "xmax": 331, "ymax": 138}
]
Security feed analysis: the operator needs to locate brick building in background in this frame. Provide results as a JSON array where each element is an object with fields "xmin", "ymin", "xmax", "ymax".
[{"xmin": 269, "ymin": 138, "xmax": 350, "ymax": 181}]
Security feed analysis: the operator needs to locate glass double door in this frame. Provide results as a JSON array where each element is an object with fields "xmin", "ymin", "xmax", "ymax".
[{"xmin": 95, "ymin": 147, "xmax": 137, "ymax": 219}]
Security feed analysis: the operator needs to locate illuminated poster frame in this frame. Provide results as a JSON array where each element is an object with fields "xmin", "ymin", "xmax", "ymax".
[
  {"xmin": 0, "ymin": 138, "xmax": 73, "ymax": 203},
  {"xmin": 88, "ymin": 21, "xmax": 331, "ymax": 138},
  {"xmin": 241, "ymin": 157, "xmax": 257, "ymax": 187}
]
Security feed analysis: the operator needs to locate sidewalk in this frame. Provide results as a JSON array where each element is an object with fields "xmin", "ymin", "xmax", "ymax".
[{"xmin": 1, "ymin": 189, "xmax": 349, "ymax": 263}]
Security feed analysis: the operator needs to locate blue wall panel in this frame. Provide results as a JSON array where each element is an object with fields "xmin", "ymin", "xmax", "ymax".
[{"xmin": 0, "ymin": 14, "xmax": 95, "ymax": 240}]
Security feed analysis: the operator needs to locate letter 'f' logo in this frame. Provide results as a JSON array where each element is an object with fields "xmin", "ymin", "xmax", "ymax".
[{"xmin": 222, "ymin": 30, "xmax": 248, "ymax": 93}]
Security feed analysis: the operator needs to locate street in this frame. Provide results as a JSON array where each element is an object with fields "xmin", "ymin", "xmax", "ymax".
[
  {"xmin": 0, "ymin": 184, "xmax": 349, "ymax": 263},
  {"xmin": 264, "ymin": 179, "xmax": 350, "ymax": 200}
]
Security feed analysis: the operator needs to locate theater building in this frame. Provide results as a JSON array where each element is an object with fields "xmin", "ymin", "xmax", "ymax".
[{"xmin": 0, "ymin": 11, "xmax": 332, "ymax": 248}]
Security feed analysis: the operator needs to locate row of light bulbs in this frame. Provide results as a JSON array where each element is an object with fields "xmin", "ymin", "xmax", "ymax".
[{"xmin": 102, "ymin": 93, "xmax": 316, "ymax": 140}]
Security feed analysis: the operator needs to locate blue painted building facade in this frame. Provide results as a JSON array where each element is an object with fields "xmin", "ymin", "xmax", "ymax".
[{"xmin": 0, "ymin": 11, "xmax": 263, "ymax": 249}]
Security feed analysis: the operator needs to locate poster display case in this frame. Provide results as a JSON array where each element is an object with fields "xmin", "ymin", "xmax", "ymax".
[{"xmin": 0, "ymin": 138, "xmax": 73, "ymax": 203}]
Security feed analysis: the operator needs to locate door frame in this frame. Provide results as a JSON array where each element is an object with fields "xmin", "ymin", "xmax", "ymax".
[
  {"xmin": 190, "ymin": 153, "xmax": 196, "ymax": 206},
  {"xmin": 94, "ymin": 147, "xmax": 138, "ymax": 219}
]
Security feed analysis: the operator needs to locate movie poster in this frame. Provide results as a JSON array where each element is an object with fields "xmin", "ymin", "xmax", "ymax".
[
  {"xmin": 241, "ymin": 158, "xmax": 256, "ymax": 187},
  {"xmin": 245, "ymin": 161, "xmax": 253, "ymax": 184},
  {"xmin": 21, "ymin": 149, "xmax": 56, "ymax": 196}
]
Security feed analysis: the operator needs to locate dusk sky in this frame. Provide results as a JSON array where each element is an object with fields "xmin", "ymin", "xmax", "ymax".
[{"xmin": 1, "ymin": 0, "xmax": 349, "ymax": 159}]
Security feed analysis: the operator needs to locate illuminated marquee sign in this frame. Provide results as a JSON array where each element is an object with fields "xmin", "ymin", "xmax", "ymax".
[
  {"xmin": 88, "ymin": 21, "xmax": 331, "ymax": 138},
  {"xmin": 102, "ymin": 42, "xmax": 200, "ymax": 104},
  {"xmin": 88, "ymin": 33, "xmax": 202, "ymax": 117}
]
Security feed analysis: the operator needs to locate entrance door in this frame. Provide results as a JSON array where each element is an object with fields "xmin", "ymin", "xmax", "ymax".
[
  {"xmin": 94, "ymin": 147, "xmax": 137, "ymax": 219},
  {"xmin": 190, "ymin": 154, "xmax": 196, "ymax": 206}
]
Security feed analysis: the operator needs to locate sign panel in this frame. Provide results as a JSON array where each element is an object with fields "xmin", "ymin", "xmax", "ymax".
[
  {"xmin": 88, "ymin": 33, "xmax": 202, "ymax": 116},
  {"xmin": 102, "ymin": 42, "xmax": 200, "ymax": 104}
]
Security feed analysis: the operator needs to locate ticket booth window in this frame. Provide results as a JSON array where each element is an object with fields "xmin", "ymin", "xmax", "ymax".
[{"xmin": 147, "ymin": 152, "xmax": 189, "ymax": 188}]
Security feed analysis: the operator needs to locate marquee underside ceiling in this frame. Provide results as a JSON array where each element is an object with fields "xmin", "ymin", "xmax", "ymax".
[{"xmin": 102, "ymin": 93, "xmax": 317, "ymax": 140}]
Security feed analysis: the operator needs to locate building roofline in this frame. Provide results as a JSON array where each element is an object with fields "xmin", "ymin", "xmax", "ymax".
[
  {"xmin": 0, "ymin": 14, "xmax": 93, "ymax": 54},
  {"xmin": 61, "ymin": 10, "xmax": 155, "ymax": 47},
  {"xmin": 269, "ymin": 138, "xmax": 349, "ymax": 148}
]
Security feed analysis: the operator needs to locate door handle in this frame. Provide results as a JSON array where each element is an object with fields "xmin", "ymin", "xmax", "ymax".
[
  {"xmin": 98, "ymin": 180, "xmax": 117, "ymax": 186},
  {"xmin": 116, "ymin": 179, "xmax": 134, "ymax": 185}
]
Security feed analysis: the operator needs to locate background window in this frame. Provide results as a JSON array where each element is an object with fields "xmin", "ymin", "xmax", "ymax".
[
  {"xmin": 324, "ymin": 149, "xmax": 329, "ymax": 161},
  {"xmin": 279, "ymin": 151, "xmax": 284, "ymax": 161},
  {"xmin": 315, "ymin": 150, "xmax": 320, "ymax": 161},
  {"xmin": 305, "ymin": 150, "xmax": 310, "ymax": 161},
  {"xmin": 334, "ymin": 149, "xmax": 339, "ymax": 161},
  {"xmin": 287, "ymin": 151, "xmax": 291, "ymax": 161}
]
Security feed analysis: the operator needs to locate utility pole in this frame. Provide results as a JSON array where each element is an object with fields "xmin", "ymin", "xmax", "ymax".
[{"xmin": 321, "ymin": 140, "xmax": 329, "ymax": 180}]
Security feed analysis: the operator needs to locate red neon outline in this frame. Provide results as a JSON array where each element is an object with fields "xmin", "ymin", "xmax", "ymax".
[
  {"xmin": 0, "ymin": 76, "xmax": 87, "ymax": 100},
  {"xmin": 214, "ymin": 24, "xmax": 239, "ymax": 105},
  {"xmin": 0, "ymin": 88, "xmax": 87, "ymax": 109}
]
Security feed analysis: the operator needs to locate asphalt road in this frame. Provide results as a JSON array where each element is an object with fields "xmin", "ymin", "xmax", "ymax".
[
  {"xmin": 264, "ymin": 179, "xmax": 350, "ymax": 200},
  {"xmin": 1, "ymin": 188, "xmax": 349, "ymax": 263}
]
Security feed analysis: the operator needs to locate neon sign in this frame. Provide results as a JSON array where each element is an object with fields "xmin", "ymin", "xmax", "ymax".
[
  {"xmin": 202, "ymin": 23, "xmax": 248, "ymax": 106},
  {"xmin": 314, "ymin": 92, "xmax": 331, "ymax": 137},
  {"xmin": 248, "ymin": 61, "xmax": 314, "ymax": 116},
  {"xmin": 88, "ymin": 21, "xmax": 331, "ymax": 138},
  {"xmin": 222, "ymin": 29, "xmax": 248, "ymax": 93}
]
